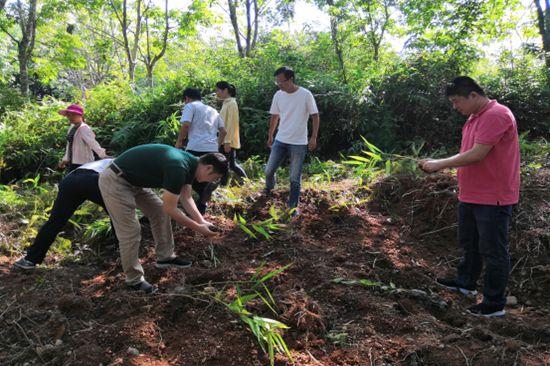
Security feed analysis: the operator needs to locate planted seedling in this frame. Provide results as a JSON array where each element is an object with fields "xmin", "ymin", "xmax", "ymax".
[
  {"xmin": 212, "ymin": 264, "xmax": 294, "ymax": 366},
  {"xmin": 234, "ymin": 206, "xmax": 286, "ymax": 240}
]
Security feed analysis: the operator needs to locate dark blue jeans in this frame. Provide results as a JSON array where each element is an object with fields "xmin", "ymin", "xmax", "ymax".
[
  {"xmin": 265, "ymin": 140, "xmax": 307, "ymax": 209},
  {"xmin": 25, "ymin": 169, "xmax": 107, "ymax": 264},
  {"xmin": 456, "ymin": 202, "xmax": 513, "ymax": 307}
]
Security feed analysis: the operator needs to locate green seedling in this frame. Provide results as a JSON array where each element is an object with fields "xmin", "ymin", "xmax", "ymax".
[
  {"xmin": 234, "ymin": 206, "xmax": 286, "ymax": 240},
  {"xmin": 213, "ymin": 264, "xmax": 294, "ymax": 366},
  {"xmin": 344, "ymin": 137, "xmax": 427, "ymax": 184}
]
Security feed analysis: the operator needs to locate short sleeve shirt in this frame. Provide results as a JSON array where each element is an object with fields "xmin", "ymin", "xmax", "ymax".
[
  {"xmin": 114, "ymin": 144, "xmax": 198, "ymax": 194},
  {"xmin": 269, "ymin": 87, "xmax": 318, "ymax": 145},
  {"xmin": 458, "ymin": 100, "xmax": 520, "ymax": 205},
  {"xmin": 180, "ymin": 101, "xmax": 225, "ymax": 152}
]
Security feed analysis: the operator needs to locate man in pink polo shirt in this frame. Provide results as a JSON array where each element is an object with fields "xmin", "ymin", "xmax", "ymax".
[{"xmin": 420, "ymin": 76, "xmax": 520, "ymax": 317}]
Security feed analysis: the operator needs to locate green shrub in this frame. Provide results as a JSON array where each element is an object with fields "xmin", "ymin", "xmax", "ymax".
[{"xmin": 0, "ymin": 98, "xmax": 68, "ymax": 182}]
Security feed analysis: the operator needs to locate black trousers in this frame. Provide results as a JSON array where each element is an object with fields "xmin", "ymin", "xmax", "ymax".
[
  {"xmin": 187, "ymin": 150, "xmax": 215, "ymax": 214},
  {"xmin": 186, "ymin": 148, "xmax": 247, "ymax": 213},
  {"xmin": 220, "ymin": 147, "xmax": 247, "ymax": 186},
  {"xmin": 67, "ymin": 163, "xmax": 82, "ymax": 173},
  {"xmin": 455, "ymin": 202, "xmax": 513, "ymax": 307},
  {"xmin": 25, "ymin": 169, "xmax": 107, "ymax": 264}
]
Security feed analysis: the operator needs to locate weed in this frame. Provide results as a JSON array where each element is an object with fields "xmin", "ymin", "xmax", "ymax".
[
  {"xmin": 326, "ymin": 329, "xmax": 349, "ymax": 345},
  {"xmin": 234, "ymin": 206, "xmax": 287, "ymax": 240},
  {"xmin": 345, "ymin": 137, "xmax": 427, "ymax": 185},
  {"xmin": 82, "ymin": 217, "xmax": 112, "ymax": 241},
  {"xmin": 208, "ymin": 242, "xmax": 220, "ymax": 267},
  {"xmin": 212, "ymin": 264, "xmax": 294, "ymax": 366}
]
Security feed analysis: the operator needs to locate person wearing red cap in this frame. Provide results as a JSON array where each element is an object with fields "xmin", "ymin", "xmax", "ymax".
[{"xmin": 58, "ymin": 104, "xmax": 107, "ymax": 172}]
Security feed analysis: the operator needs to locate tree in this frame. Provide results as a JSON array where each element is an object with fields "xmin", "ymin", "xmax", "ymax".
[
  {"xmin": 0, "ymin": 0, "xmax": 38, "ymax": 96},
  {"xmin": 351, "ymin": 0, "xmax": 393, "ymax": 61},
  {"xmin": 400, "ymin": 0, "xmax": 519, "ymax": 57},
  {"xmin": 534, "ymin": 0, "xmax": 550, "ymax": 68},
  {"xmin": 227, "ymin": 0, "xmax": 259, "ymax": 57},
  {"xmin": 109, "ymin": 0, "xmax": 143, "ymax": 82},
  {"xmin": 312, "ymin": 0, "xmax": 395, "ymax": 81},
  {"xmin": 313, "ymin": 0, "xmax": 347, "ymax": 82},
  {"xmin": 225, "ymin": 0, "xmax": 294, "ymax": 58},
  {"xmin": 140, "ymin": 0, "xmax": 169, "ymax": 86}
]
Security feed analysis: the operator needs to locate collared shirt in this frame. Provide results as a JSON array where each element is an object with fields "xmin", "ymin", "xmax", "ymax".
[
  {"xmin": 113, "ymin": 144, "xmax": 198, "ymax": 195},
  {"xmin": 62, "ymin": 123, "xmax": 107, "ymax": 164},
  {"xmin": 180, "ymin": 101, "xmax": 224, "ymax": 152},
  {"xmin": 458, "ymin": 100, "xmax": 520, "ymax": 205},
  {"xmin": 221, "ymin": 98, "xmax": 241, "ymax": 149}
]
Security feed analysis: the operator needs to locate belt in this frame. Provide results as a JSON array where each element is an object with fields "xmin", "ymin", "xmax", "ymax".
[{"xmin": 109, "ymin": 163, "xmax": 128, "ymax": 180}]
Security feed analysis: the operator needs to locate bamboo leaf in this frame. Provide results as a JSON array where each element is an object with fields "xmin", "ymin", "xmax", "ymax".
[
  {"xmin": 258, "ymin": 263, "xmax": 291, "ymax": 284},
  {"xmin": 252, "ymin": 224, "xmax": 272, "ymax": 240},
  {"xmin": 348, "ymin": 155, "xmax": 371, "ymax": 162},
  {"xmin": 239, "ymin": 224, "xmax": 257, "ymax": 239}
]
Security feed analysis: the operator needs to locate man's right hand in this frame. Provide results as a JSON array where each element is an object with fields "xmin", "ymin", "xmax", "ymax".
[
  {"xmin": 175, "ymin": 141, "xmax": 183, "ymax": 149},
  {"xmin": 196, "ymin": 223, "xmax": 217, "ymax": 237},
  {"xmin": 267, "ymin": 136, "xmax": 273, "ymax": 149},
  {"xmin": 58, "ymin": 160, "xmax": 68, "ymax": 169}
]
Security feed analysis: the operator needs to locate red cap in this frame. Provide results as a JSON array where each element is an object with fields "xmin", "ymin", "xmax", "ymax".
[{"xmin": 58, "ymin": 104, "xmax": 84, "ymax": 116}]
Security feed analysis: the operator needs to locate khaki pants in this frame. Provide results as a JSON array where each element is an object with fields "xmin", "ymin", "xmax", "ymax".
[{"xmin": 99, "ymin": 167, "xmax": 175, "ymax": 285}]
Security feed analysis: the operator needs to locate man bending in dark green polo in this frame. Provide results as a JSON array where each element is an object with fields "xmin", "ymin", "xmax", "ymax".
[{"xmin": 99, "ymin": 144, "xmax": 228, "ymax": 294}]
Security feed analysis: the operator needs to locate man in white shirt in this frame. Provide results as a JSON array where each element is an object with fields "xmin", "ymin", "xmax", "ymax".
[
  {"xmin": 265, "ymin": 66, "xmax": 320, "ymax": 215},
  {"xmin": 176, "ymin": 88, "xmax": 227, "ymax": 214}
]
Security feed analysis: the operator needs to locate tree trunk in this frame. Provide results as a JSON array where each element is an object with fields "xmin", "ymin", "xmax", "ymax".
[
  {"xmin": 111, "ymin": 0, "xmax": 142, "ymax": 82},
  {"xmin": 146, "ymin": 64, "xmax": 153, "ymax": 87},
  {"xmin": 141, "ymin": 0, "xmax": 169, "ymax": 87},
  {"xmin": 228, "ymin": 0, "xmax": 244, "ymax": 57},
  {"xmin": 16, "ymin": 0, "xmax": 37, "ymax": 97},
  {"xmin": 245, "ymin": 0, "xmax": 252, "ymax": 56},
  {"xmin": 18, "ymin": 52, "xmax": 30, "ymax": 96},
  {"xmin": 534, "ymin": 0, "xmax": 550, "ymax": 69},
  {"xmin": 326, "ymin": 0, "xmax": 347, "ymax": 83},
  {"xmin": 130, "ymin": 0, "xmax": 142, "ymax": 81},
  {"xmin": 251, "ymin": 0, "xmax": 258, "ymax": 51},
  {"xmin": 0, "ymin": 0, "xmax": 7, "ymax": 12}
]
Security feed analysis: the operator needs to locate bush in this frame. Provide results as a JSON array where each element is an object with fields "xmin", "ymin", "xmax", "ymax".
[
  {"xmin": 0, "ymin": 98, "xmax": 68, "ymax": 182},
  {"xmin": 1, "ymin": 41, "xmax": 548, "ymax": 180},
  {"xmin": 0, "ymin": 83, "xmax": 26, "ymax": 117}
]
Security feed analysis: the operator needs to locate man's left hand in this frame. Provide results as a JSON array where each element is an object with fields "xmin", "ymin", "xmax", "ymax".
[
  {"xmin": 308, "ymin": 137, "xmax": 317, "ymax": 151},
  {"xmin": 420, "ymin": 159, "xmax": 444, "ymax": 173}
]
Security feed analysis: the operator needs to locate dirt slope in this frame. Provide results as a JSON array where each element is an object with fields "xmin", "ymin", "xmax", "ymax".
[{"xmin": 1, "ymin": 170, "xmax": 549, "ymax": 365}]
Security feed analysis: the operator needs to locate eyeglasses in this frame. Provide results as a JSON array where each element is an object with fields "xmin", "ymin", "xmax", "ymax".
[{"xmin": 274, "ymin": 78, "xmax": 290, "ymax": 86}]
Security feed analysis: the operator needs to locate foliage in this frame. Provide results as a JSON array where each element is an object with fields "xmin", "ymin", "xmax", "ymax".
[
  {"xmin": 234, "ymin": 206, "xmax": 287, "ymax": 240},
  {"xmin": 518, "ymin": 133, "xmax": 550, "ymax": 175},
  {"xmin": 0, "ymin": 0, "xmax": 547, "ymax": 185},
  {"xmin": 82, "ymin": 216, "xmax": 112, "ymax": 241},
  {"xmin": 344, "ymin": 137, "xmax": 424, "ymax": 185},
  {"xmin": 212, "ymin": 264, "xmax": 294, "ymax": 366},
  {"xmin": 0, "ymin": 83, "xmax": 25, "ymax": 116},
  {"xmin": 0, "ymin": 98, "xmax": 67, "ymax": 182},
  {"xmin": 0, "ymin": 175, "xmax": 106, "ymax": 256}
]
